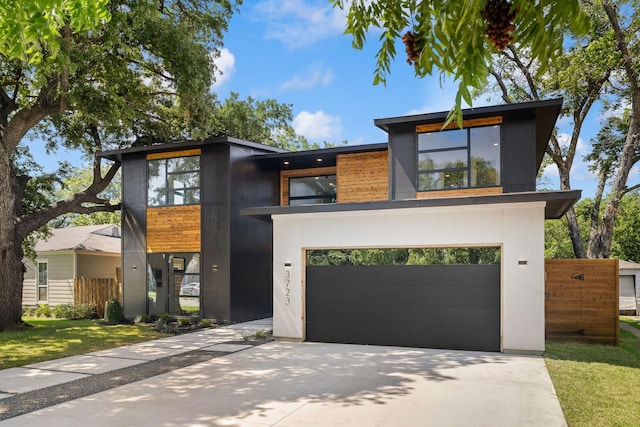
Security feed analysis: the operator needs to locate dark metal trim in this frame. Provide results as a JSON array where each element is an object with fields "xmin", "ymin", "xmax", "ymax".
[{"xmin": 241, "ymin": 189, "xmax": 581, "ymax": 221}]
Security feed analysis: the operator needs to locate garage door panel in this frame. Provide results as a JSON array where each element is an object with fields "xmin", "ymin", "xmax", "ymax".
[{"xmin": 306, "ymin": 263, "xmax": 500, "ymax": 351}]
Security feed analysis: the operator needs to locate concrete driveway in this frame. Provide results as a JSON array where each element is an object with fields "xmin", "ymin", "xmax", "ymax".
[{"xmin": 1, "ymin": 341, "xmax": 566, "ymax": 426}]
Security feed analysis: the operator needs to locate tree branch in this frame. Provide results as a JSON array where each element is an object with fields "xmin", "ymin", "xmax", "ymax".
[
  {"xmin": 16, "ymin": 159, "xmax": 121, "ymax": 240},
  {"xmin": 489, "ymin": 67, "xmax": 512, "ymax": 104},
  {"xmin": 506, "ymin": 45, "xmax": 540, "ymax": 100}
]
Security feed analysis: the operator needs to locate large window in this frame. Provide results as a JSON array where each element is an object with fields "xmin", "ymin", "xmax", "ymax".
[
  {"xmin": 148, "ymin": 156, "xmax": 200, "ymax": 206},
  {"xmin": 37, "ymin": 260, "xmax": 48, "ymax": 302},
  {"xmin": 417, "ymin": 125, "xmax": 501, "ymax": 191},
  {"xmin": 289, "ymin": 174, "xmax": 337, "ymax": 206}
]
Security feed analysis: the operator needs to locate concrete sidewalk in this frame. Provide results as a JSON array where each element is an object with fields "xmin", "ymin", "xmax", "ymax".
[{"xmin": 0, "ymin": 322, "xmax": 567, "ymax": 426}]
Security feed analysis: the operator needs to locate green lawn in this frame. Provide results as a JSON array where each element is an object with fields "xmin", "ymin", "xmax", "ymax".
[
  {"xmin": 0, "ymin": 318, "xmax": 168, "ymax": 370},
  {"xmin": 544, "ymin": 326, "xmax": 640, "ymax": 426}
]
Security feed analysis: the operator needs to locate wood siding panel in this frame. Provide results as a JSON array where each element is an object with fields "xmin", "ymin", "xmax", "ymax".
[
  {"xmin": 337, "ymin": 151, "xmax": 389, "ymax": 203},
  {"xmin": 417, "ymin": 187, "xmax": 503, "ymax": 199},
  {"xmin": 416, "ymin": 116, "xmax": 503, "ymax": 133},
  {"xmin": 146, "ymin": 149, "xmax": 201, "ymax": 160},
  {"xmin": 147, "ymin": 205, "xmax": 201, "ymax": 253},
  {"xmin": 545, "ymin": 259, "xmax": 619, "ymax": 345},
  {"xmin": 48, "ymin": 280, "xmax": 75, "ymax": 306},
  {"xmin": 280, "ymin": 167, "xmax": 337, "ymax": 205},
  {"xmin": 22, "ymin": 279, "xmax": 36, "ymax": 306}
]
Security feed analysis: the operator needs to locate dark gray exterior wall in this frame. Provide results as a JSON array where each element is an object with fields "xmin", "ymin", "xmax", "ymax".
[
  {"xmin": 501, "ymin": 111, "xmax": 537, "ymax": 192},
  {"xmin": 388, "ymin": 124, "xmax": 418, "ymax": 200},
  {"xmin": 228, "ymin": 145, "xmax": 278, "ymax": 322},
  {"xmin": 121, "ymin": 155, "xmax": 148, "ymax": 319},
  {"xmin": 201, "ymin": 144, "xmax": 232, "ymax": 322}
]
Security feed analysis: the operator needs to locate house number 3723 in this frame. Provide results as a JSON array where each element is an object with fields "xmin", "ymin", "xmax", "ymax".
[{"xmin": 284, "ymin": 269, "xmax": 291, "ymax": 305}]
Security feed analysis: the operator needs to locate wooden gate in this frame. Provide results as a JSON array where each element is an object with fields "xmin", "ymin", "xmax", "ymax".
[{"xmin": 545, "ymin": 259, "xmax": 619, "ymax": 345}]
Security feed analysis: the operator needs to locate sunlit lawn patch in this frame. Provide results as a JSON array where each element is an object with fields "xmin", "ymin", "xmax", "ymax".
[
  {"xmin": 545, "ymin": 327, "xmax": 640, "ymax": 426},
  {"xmin": 0, "ymin": 318, "xmax": 168, "ymax": 370}
]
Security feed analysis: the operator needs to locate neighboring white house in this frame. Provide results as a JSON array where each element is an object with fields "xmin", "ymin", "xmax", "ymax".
[
  {"xmin": 620, "ymin": 260, "xmax": 640, "ymax": 315},
  {"xmin": 22, "ymin": 224, "xmax": 121, "ymax": 307}
]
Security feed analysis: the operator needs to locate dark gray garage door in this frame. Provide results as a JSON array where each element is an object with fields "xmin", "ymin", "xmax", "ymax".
[{"xmin": 306, "ymin": 264, "xmax": 500, "ymax": 351}]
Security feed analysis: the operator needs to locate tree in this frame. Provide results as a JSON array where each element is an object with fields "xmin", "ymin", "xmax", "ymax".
[
  {"xmin": 210, "ymin": 92, "xmax": 342, "ymax": 151},
  {"xmin": 610, "ymin": 191, "xmax": 640, "ymax": 263},
  {"xmin": 547, "ymin": 193, "xmax": 640, "ymax": 263},
  {"xmin": 483, "ymin": 0, "xmax": 640, "ymax": 260},
  {"xmin": 485, "ymin": 2, "xmax": 616, "ymax": 258},
  {"xmin": 0, "ymin": 0, "xmax": 238, "ymax": 331},
  {"xmin": 332, "ymin": 0, "xmax": 589, "ymax": 124},
  {"xmin": 585, "ymin": 0, "xmax": 640, "ymax": 258}
]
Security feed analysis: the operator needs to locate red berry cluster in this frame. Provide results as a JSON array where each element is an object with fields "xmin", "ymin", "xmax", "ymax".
[
  {"xmin": 482, "ymin": 0, "xmax": 518, "ymax": 51},
  {"xmin": 402, "ymin": 31, "xmax": 422, "ymax": 65}
]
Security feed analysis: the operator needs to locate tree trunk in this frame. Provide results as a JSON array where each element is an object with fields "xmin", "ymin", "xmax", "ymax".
[
  {"xmin": 558, "ymin": 162, "xmax": 586, "ymax": 258},
  {"xmin": 0, "ymin": 144, "xmax": 25, "ymax": 331}
]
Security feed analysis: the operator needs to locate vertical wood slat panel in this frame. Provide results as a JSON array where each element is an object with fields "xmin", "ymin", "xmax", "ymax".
[
  {"xmin": 545, "ymin": 259, "xmax": 619, "ymax": 345},
  {"xmin": 73, "ymin": 277, "xmax": 120, "ymax": 318},
  {"xmin": 146, "ymin": 205, "xmax": 201, "ymax": 253},
  {"xmin": 337, "ymin": 151, "xmax": 389, "ymax": 203}
]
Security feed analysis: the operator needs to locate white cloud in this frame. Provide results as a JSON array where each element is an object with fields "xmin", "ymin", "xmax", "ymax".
[
  {"xmin": 293, "ymin": 110, "xmax": 342, "ymax": 141},
  {"xmin": 253, "ymin": 0, "xmax": 346, "ymax": 48},
  {"xmin": 211, "ymin": 48, "xmax": 235, "ymax": 88},
  {"xmin": 281, "ymin": 65, "xmax": 333, "ymax": 91}
]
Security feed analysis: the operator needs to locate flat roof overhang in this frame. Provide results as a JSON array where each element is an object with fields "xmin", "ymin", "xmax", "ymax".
[
  {"xmin": 241, "ymin": 189, "xmax": 581, "ymax": 222},
  {"xmin": 253, "ymin": 143, "xmax": 389, "ymax": 170},
  {"xmin": 98, "ymin": 136, "xmax": 288, "ymax": 163}
]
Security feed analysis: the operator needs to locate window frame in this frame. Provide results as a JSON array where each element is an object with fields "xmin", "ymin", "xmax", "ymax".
[
  {"xmin": 416, "ymin": 124, "xmax": 501, "ymax": 192},
  {"xmin": 147, "ymin": 155, "xmax": 201, "ymax": 207},
  {"xmin": 36, "ymin": 259, "xmax": 48, "ymax": 303},
  {"xmin": 288, "ymin": 174, "xmax": 337, "ymax": 206}
]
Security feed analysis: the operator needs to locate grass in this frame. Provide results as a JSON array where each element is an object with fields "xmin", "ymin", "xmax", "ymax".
[
  {"xmin": 620, "ymin": 315, "xmax": 640, "ymax": 330},
  {"xmin": 0, "ymin": 318, "xmax": 168, "ymax": 370},
  {"xmin": 544, "ymin": 326, "xmax": 640, "ymax": 426}
]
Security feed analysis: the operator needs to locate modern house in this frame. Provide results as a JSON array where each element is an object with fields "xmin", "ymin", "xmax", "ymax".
[
  {"xmin": 22, "ymin": 224, "xmax": 121, "ymax": 307},
  {"xmin": 101, "ymin": 98, "xmax": 580, "ymax": 354}
]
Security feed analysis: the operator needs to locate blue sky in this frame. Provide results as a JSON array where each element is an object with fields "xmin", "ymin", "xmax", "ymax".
[{"xmin": 32, "ymin": 0, "xmax": 640, "ymax": 200}]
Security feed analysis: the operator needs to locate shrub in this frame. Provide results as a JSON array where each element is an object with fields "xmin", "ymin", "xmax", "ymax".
[
  {"xmin": 53, "ymin": 304, "xmax": 97, "ymax": 320},
  {"xmin": 158, "ymin": 313, "xmax": 172, "ymax": 322},
  {"xmin": 255, "ymin": 329, "xmax": 270, "ymax": 339},
  {"xmin": 35, "ymin": 304, "xmax": 52, "ymax": 318},
  {"xmin": 154, "ymin": 317, "xmax": 176, "ymax": 334},
  {"xmin": 198, "ymin": 319, "xmax": 211, "ymax": 328},
  {"xmin": 178, "ymin": 318, "xmax": 191, "ymax": 326},
  {"xmin": 53, "ymin": 304, "xmax": 73, "ymax": 319},
  {"xmin": 134, "ymin": 314, "xmax": 152, "ymax": 324},
  {"xmin": 105, "ymin": 299, "xmax": 125, "ymax": 323},
  {"xmin": 22, "ymin": 307, "xmax": 35, "ymax": 317}
]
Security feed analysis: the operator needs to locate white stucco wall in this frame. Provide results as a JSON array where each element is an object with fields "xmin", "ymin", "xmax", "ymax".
[{"xmin": 272, "ymin": 201, "xmax": 546, "ymax": 353}]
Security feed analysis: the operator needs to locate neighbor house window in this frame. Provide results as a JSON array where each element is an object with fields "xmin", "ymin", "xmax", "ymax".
[
  {"xmin": 417, "ymin": 125, "xmax": 501, "ymax": 191},
  {"xmin": 288, "ymin": 174, "xmax": 337, "ymax": 206},
  {"xmin": 148, "ymin": 155, "xmax": 200, "ymax": 206},
  {"xmin": 37, "ymin": 260, "xmax": 48, "ymax": 302}
]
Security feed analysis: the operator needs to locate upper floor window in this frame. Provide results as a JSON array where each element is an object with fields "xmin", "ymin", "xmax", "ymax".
[
  {"xmin": 289, "ymin": 174, "xmax": 337, "ymax": 206},
  {"xmin": 417, "ymin": 125, "xmax": 501, "ymax": 191},
  {"xmin": 148, "ymin": 155, "xmax": 200, "ymax": 206}
]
